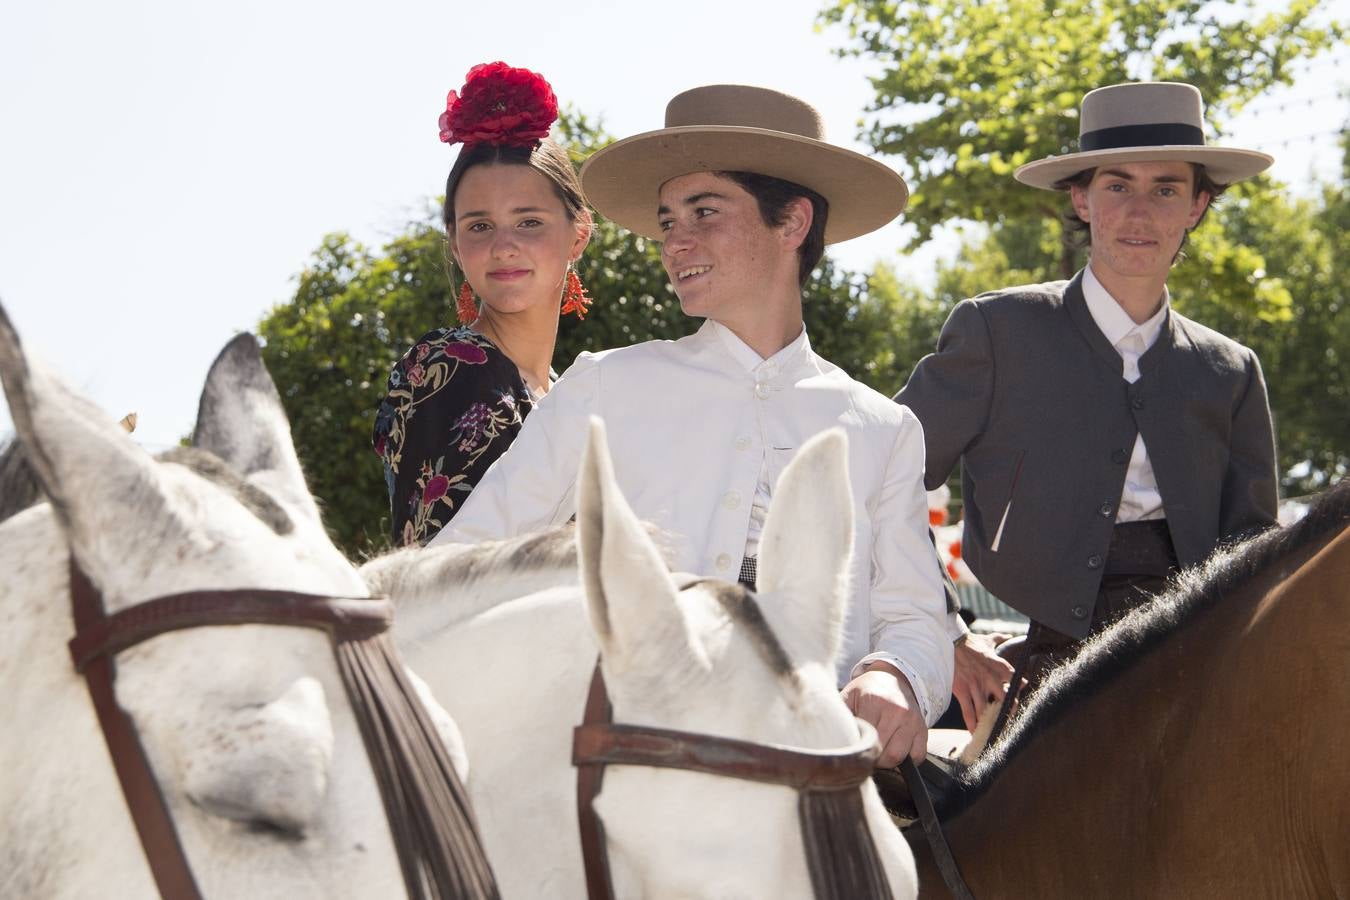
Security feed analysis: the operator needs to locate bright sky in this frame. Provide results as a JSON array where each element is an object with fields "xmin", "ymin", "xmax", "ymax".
[{"xmin": 1, "ymin": 0, "xmax": 1345, "ymax": 450}]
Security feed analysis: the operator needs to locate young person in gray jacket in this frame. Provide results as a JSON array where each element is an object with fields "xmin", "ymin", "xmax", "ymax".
[{"xmin": 898, "ymin": 82, "xmax": 1279, "ymax": 707}]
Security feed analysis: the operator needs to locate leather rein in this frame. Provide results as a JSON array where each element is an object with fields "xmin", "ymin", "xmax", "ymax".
[
  {"xmin": 572, "ymin": 661, "xmax": 895, "ymax": 900},
  {"xmin": 66, "ymin": 558, "xmax": 498, "ymax": 900}
]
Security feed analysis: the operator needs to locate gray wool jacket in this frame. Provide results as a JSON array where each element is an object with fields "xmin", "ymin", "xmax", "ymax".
[{"xmin": 896, "ymin": 271, "xmax": 1278, "ymax": 637}]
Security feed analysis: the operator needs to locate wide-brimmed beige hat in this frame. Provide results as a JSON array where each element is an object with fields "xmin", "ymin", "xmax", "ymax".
[
  {"xmin": 1015, "ymin": 82, "xmax": 1272, "ymax": 190},
  {"xmin": 580, "ymin": 84, "xmax": 908, "ymax": 244}
]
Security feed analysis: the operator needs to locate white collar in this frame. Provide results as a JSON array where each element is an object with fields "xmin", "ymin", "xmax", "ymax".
[
  {"xmin": 706, "ymin": 319, "xmax": 811, "ymax": 375},
  {"xmin": 1083, "ymin": 265, "xmax": 1169, "ymax": 348}
]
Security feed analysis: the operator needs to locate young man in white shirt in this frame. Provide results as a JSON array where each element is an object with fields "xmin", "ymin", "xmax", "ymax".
[
  {"xmin": 897, "ymin": 82, "xmax": 1279, "ymax": 697},
  {"xmin": 432, "ymin": 84, "xmax": 953, "ymax": 767}
]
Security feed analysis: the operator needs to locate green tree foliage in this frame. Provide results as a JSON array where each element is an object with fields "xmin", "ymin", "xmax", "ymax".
[{"xmin": 819, "ymin": 0, "xmax": 1342, "ymax": 274}]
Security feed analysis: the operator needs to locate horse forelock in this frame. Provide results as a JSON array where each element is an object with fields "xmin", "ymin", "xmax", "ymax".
[
  {"xmin": 700, "ymin": 580, "xmax": 795, "ymax": 682},
  {"xmin": 949, "ymin": 479, "xmax": 1350, "ymax": 814},
  {"xmin": 0, "ymin": 439, "xmax": 295, "ymax": 539},
  {"xmin": 158, "ymin": 446, "xmax": 293, "ymax": 536}
]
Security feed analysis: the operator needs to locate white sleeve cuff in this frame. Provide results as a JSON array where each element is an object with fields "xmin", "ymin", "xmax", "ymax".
[
  {"xmin": 946, "ymin": 609, "xmax": 969, "ymax": 641},
  {"xmin": 849, "ymin": 651, "xmax": 942, "ymax": 726}
]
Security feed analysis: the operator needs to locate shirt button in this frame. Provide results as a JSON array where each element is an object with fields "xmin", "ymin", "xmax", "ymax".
[
  {"xmin": 1111, "ymin": 449, "xmax": 1129, "ymax": 464},
  {"xmin": 754, "ymin": 383, "xmax": 771, "ymax": 400},
  {"xmin": 1087, "ymin": 554, "xmax": 1103, "ymax": 569},
  {"xmin": 1098, "ymin": 501, "xmax": 1114, "ymax": 518},
  {"xmin": 723, "ymin": 491, "xmax": 741, "ymax": 510},
  {"xmin": 1131, "ymin": 397, "xmax": 1145, "ymax": 410},
  {"xmin": 1071, "ymin": 604, "xmax": 1089, "ymax": 620},
  {"xmin": 715, "ymin": 553, "xmax": 732, "ymax": 571},
  {"xmin": 734, "ymin": 436, "xmax": 751, "ymax": 452}
]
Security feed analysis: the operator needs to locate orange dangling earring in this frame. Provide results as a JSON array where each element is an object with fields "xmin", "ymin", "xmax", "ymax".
[
  {"xmin": 456, "ymin": 280, "xmax": 479, "ymax": 325},
  {"xmin": 560, "ymin": 267, "xmax": 592, "ymax": 320}
]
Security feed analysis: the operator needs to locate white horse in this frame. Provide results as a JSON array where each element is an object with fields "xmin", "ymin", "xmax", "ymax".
[
  {"xmin": 364, "ymin": 420, "xmax": 919, "ymax": 899},
  {"xmin": 0, "ymin": 306, "xmax": 482, "ymax": 898}
]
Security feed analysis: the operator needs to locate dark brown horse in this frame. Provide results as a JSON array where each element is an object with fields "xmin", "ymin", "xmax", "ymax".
[{"xmin": 910, "ymin": 480, "xmax": 1350, "ymax": 899}]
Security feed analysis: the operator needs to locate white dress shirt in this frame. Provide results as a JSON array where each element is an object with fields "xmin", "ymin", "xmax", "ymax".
[
  {"xmin": 1082, "ymin": 265, "xmax": 1168, "ymax": 522},
  {"xmin": 432, "ymin": 319, "xmax": 953, "ymax": 723}
]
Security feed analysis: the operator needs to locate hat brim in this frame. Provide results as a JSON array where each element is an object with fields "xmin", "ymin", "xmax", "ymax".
[
  {"xmin": 1015, "ymin": 145, "xmax": 1273, "ymax": 190},
  {"xmin": 580, "ymin": 126, "xmax": 908, "ymax": 244}
]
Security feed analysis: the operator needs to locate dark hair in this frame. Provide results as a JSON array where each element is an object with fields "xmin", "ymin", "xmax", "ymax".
[
  {"xmin": 1057, "ymin": 163, "xmax": 1227, "ymax": 262},
  {"xmin": 442, "ymin": 138, "xmax": 588, "ymax": 234},
  {"xmin": 719, "ymin": 171, "xmax": 829, "ymax": 287}
]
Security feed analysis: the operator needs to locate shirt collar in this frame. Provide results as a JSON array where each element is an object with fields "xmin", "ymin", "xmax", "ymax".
[
  {"xmin": 1083, "ymin": 265, "xmax": 1170, "ymax": 349},
  {"xmin": 706, "ymin": 319, "xmax": 811, "ymax": 376}
]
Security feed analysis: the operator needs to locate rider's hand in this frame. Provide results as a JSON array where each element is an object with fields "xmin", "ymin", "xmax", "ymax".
[
  {"xmin": 952, "ymin": 631, "xmax": 1016, "ymax": 732},
  {"xmin": 840, "ymin": 662, "xmax": 926, "ymax": 767}
]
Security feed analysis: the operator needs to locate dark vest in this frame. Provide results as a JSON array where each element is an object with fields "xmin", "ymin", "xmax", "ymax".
[{"xmin": 896, "ymin": 272, "xmax": 1277, "ymax": 637}]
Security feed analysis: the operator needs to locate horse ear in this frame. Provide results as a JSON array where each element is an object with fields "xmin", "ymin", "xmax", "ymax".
[
  {"xmin": 192, "ymin": 334, "xmax": 322, "ymax": 525},
  {"xmin": 0, "ymin": 299, "xmax": 169, "ymax": 550},
  {"xmin": 756, "ymin": 428, "xmax": 855, "ymax": 669},
  {"xmin": 576, "ymin": 417, "xmax": 700, "ymax": 673}
]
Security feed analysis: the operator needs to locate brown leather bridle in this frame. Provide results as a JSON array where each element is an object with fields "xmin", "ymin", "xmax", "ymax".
[
  {"xmin": 66, "ymin": 558, "xmax": 499, "ymax": 900},
  {"xmin": 572, "ymin": 661, "xmax": 895, "ymax": 900}
]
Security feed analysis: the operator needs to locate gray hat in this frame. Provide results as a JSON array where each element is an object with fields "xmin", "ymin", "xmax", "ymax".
[
  {"xmin": 1015, "ymin": 82, "xmax": 1272, "ymax": 190},
  {"xmin": 580, "ymin": 84, "xmax": 909, "ymax": 244}
]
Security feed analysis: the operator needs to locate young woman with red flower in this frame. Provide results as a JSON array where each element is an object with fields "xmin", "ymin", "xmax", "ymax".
[{"xmin": 373, "ymin": 62, "xmax": 593, "ymax": 546}]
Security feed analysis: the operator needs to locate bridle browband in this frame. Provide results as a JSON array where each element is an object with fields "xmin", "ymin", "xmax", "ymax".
[
  {"xmin": 572, "ymin": 661, "xmax": 895, "ymax": 900},
  {"xmin": 67, "ymin": 558, "xmax": 499, "ymax": 900}
]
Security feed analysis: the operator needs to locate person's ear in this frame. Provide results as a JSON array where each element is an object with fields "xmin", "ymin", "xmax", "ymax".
[
  {"xmin": 1069, "ymin": 183, "xmax": 1091, "ymax": 224},
  {"xmin": 1186, "ymin": 190, "xmax": 1211, "ymax": 229},
  {"xmin": 571, "ymin": 209, "xmax": 594, "ymax": 261},
  {"xmin": 780, "ymin": 196, "xmax": 813, "ymax": 252}
]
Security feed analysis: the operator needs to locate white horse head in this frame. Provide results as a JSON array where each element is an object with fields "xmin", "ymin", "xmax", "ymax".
[
  {"xmin": 0, "ymin": 307, "xmax": 467, "ymax": 898},
  {"xmin": 382, "ymin": 419, "xmax": 916, "ymax": 898}
]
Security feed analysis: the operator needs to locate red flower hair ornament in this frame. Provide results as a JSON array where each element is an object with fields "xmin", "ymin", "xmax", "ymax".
[{"xmin": 438, "ymin": 61, "xmax": 558, "ymax": 147}]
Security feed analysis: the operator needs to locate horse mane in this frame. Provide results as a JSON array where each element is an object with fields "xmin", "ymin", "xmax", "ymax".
[
  {"xmin": 362, "ymin": 525, "xmax": 581, "ymax": 626},
  {"xmin": 944, "ymin": 479, "xmax": 1350, "ymax": 816}
]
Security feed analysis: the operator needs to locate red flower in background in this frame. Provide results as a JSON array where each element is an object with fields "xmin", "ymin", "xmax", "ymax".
[{"xmin": 438, "ymin": 61, "xmax": 558, "ymax": 147}]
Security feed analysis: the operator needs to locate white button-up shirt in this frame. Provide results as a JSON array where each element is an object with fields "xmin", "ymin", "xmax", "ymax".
[
  {"xmin": 432, "ymin": 320, "xmax": 953, "ymax": 723},
  {"xmin": 1083, "ymin": 265, "xmax": 1168, "ymax": 522}
]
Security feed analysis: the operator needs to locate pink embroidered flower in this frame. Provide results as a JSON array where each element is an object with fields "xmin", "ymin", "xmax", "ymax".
[
  {"xmin": 443, "ymin": 341, "xmax": 488, "ymax": 364},
  {"xmin": 415, "ymin": 342, "xmax": 431, "ymax": 361},
  {"xmin": 422, "ymin": 474, "xmax": 450, "ymax": 505},
  {"xmin": 406, "ymin": 363, "xmax": 425, "ymax": 386}
]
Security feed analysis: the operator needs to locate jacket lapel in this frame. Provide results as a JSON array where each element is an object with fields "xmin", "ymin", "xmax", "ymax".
[{"xmin": 1063, "ymin": 271, "xmax": 1125, "ymax": 375}]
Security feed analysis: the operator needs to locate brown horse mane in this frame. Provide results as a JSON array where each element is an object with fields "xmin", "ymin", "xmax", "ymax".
[{"xmin": 941, "ymin": 479, "xmax": 1350, "ymax": 818}]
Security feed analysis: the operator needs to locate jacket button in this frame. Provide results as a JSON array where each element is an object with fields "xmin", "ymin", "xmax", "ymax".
[
  {"xmin": 723, "ymin": 491, "xmax": 741, "ymax": 510},
  {"xmin": 734, "ymin": 436, "xmax": 751, "ymax": 452},
  {"xmin": 715, "ymin": 553, "xmax": 732, "ymax": 571},
  {"xmin": 754, "ymin": 383, "xmax": 771, "ymax": 400},
  {"xmin": 1087, "ymin": 554, "xmax": 1103, "ymax": 569},
  {"xmin": 1131, "ymin": 397, "xmax": 1144, "ymax": 410},
  {"xmin": 1071, "ymin": 604, "xmax": 1089, "ymax": 620},
  {"xmin": 1111, "ymin": 449, "xmax": 1129, "ymax": 464},
  {"xmin": 1099, "ymin": 501, "xmax": 1114, "ymax": 517}
]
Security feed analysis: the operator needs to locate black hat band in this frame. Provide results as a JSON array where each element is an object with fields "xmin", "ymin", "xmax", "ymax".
[{"xmin": 1078, "ymin": 122, "xmax": 1205, "ymax": 152}]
